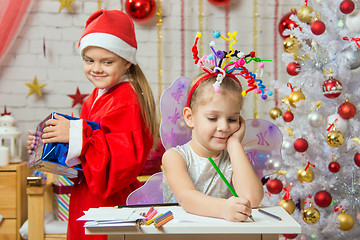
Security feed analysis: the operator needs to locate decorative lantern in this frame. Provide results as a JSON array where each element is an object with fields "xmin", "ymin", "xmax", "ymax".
[{"xmin": 0, "ymin": 115, "xmax": 22, "ymax": 163}]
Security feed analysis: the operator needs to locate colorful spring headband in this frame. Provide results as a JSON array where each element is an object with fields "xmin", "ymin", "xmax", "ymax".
[
  {"xmin": 191, "ymin": 31, "xmax": 273, "ymax": 100},
  {"xmin": 186, "ymin": 72, "xmax": 241, "ymax": 107}
]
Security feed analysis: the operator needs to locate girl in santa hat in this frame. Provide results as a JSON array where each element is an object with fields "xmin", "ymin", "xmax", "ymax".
[{"xmin": 27, "ymin": 10, "xmax": 158, "ymax": 239}]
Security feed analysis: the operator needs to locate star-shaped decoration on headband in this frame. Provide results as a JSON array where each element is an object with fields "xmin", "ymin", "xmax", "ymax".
[
  {"xmin": 58, "ymin": 0, "xmax": 75, "ymax": 13},
  {"xmin": 1, "ymin": 106, "xmax": 11, "ymax": 116},
  {"xmin": 25, "ymin": 76, "xmax": 46, "ymax": 97},
  {"xmin": 67, "ymin": 86, "xmax": 89, "ymax": 108}
]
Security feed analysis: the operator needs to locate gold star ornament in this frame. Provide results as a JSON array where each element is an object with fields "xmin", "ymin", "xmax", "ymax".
[
  {"xmin": 25, "ymin": 76, "xmax": 46, "ymax": 97},
  {"xmin": 58, "ymin": 0, "xmax": 75, "ymax": 13}
]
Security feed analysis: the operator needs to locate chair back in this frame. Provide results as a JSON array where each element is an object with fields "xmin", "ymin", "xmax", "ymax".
[{"xmin": 126, "ymin": 172, "xmax": 164, "ymax": 205}]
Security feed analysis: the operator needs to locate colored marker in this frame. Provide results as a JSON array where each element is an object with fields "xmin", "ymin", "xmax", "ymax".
[
  {"xmin": 146, "ymin": 209, "xmax": 158, "ymax": 221},
  {"xmin": 154, "ymin": 214, "xmax": 174, "ymax": 228},
  {"xmin": 145, "ymin": 213, "xmax": 163, "ymax": 225},
  {"xmin": 146, "ymin": 206, "xmax": 154, "ymax": 216},
  {"xmin": 154, "ymin": 210, "xmax": 172, "ymax": 223}
]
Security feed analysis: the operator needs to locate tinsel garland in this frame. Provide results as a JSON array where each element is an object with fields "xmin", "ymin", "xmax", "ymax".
[
  {"xmin": 180, "ymin": 0, "xmax": 185, "ymax": 76},
  {"xmin": 253, "ymin": 0, "xmax": 258, "ymax": 118},
  {"xmin": 156, "ymin": 0, "xmax": 163, "ymax": 106}
]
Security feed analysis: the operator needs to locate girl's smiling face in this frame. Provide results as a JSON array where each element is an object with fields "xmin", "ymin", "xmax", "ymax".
[
  {"xmin": 82, "ymin": 46, "xmax": 131, "ymax": 89},
  {"xmin": 185, "ymin": 86, "xmax": 242, "ymax": 157}
]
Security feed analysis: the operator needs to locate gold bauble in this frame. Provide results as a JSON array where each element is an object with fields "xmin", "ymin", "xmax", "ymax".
[
  {"xmin": 269, "ymin": 107, "xmax": 283, "ymax": 120},
  {"xmin": 337, "ymin": 211, "xmax": 354, "ymax": 231},
  {"xmin": 288, "ymin": 89, "xmax": 306, "ymax": 108},
  {"xmin": 279, "ymin": 199, "xmax": 296, "ymax": 214},
  {"xmin": 283, "ymin": 37, "xmax": 300, "ymax": 54},
  {"xmin": 297, "ymin": 167, "xmax": 314, "ymax": 183},
  {"xmin": 302, "ymin": 205, "xmax": 320, "ymax": 224},
  {"xmin": 281, "ymin": 96, "xmax": 291, "ymax": 106},
  {"xmin": 297, "ymin": 6, "xmax": 314, "ymax": 23},
  {"xmin": 326, "ymin": 130, "xmax": 345, "ymax": 148}
]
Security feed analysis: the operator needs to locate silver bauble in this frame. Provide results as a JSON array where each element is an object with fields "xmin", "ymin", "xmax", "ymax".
[
  {"xmin": 265, "ymin": 155, "xmax": 282, "ymax": 172},
  {"xmin": 307, "ymin": 111, "xmax": 324, "ymax": 128},
  {"xmin": 327, "ymin": 114, "xmax": 348, "ymax": 133},
  {"xmin": 342, "ymin": 47, "xmax": 360, "ymax": 70},
  {"xmin": 282, "ymin": 140, "xmax": 296, "ymax": 155},
  {"xmin": 345, "ymin": 10, "xmax": 360, "ymax": 33}
]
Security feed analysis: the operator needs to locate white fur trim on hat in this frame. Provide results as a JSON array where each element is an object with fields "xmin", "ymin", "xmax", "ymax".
[{"xmin": 79, "ymin": 32, "xmax": 137, "ymax": 64}]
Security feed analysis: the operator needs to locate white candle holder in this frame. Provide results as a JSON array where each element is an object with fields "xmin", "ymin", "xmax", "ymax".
[{"xmin": 0, "ymin": 115, "xmax": 22, "ymax": 163}]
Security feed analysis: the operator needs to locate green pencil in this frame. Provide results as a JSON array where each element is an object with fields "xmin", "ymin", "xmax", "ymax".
[{"xmin": 208, "ymin": 157, "xmax": 254, "ymax": 222}]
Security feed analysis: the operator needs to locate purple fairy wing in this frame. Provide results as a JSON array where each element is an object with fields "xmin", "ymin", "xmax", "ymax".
[
  {"xmin": 160, "ymin": 76, "xmax": 192, "ymax": 150},
  {"xmin": 126, "ymin": 172, "xmax": 164, "ymax": 205},
  {"xmin": 243, "ymin": 119, "xmax": 283, "ymax": 179}
]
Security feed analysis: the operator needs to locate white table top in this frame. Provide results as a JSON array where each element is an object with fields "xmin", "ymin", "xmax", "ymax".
[{"xmin": 84, "ymin": 206, "xmax": 301, "ymax": 235}]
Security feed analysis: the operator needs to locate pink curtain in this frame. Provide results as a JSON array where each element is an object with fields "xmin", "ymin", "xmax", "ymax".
[{"xmin": 0, "ymin": 0, "xmax": 34, "ymax": 63}]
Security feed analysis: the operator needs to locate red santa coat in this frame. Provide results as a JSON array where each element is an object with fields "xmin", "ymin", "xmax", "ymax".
[{"xmin": 67, "ymin": 82, "xmax": 153, "ymax": 240}]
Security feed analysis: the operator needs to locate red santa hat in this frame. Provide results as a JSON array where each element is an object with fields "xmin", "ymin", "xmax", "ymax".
[{"xmin": 79, "ymin": 10, "xmax": 137, "ymax": 64}]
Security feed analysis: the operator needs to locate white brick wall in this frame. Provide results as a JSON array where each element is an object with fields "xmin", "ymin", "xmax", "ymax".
[{"xmin": 0, "ymin": 0, "xmax": 299, "ymax": 157}]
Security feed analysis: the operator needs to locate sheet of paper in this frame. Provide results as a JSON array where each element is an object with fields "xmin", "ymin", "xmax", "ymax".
[
  {"xmin": 81, "ymin": 206, "xmax": 280, "ymax": 228},
  {"xmin": 170, "ymin": 206, "xmax": 252, "ymax": 223},
  {"xmin": 78, "ymin": 207, "xmax": 144, "ymax": 221},
  {"xmin": 85, "ymin": 220, "xmax": 137, "ymax": 228}
]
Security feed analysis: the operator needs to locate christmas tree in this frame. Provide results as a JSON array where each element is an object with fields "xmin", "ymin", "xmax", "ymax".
[{"xmin": 262, "ymin": 0, "xmax": 360, "ymax": 239}]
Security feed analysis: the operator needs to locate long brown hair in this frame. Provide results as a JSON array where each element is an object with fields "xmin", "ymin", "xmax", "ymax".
[{"xmin": 126, "ymin": 64, "xmax": 158, "ymax": 146}]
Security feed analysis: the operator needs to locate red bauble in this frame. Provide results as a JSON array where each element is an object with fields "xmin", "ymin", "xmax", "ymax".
[
  {"xmin": 311, "ymin": 20, "xmax": 326, "ymax": 35},
  {"xmin": 125, "ymin": 0, "xmax": 156, "ymax": 22},
  {"xmin": 328, "ymin": 161, "xmax": 340, "ymax": 173},
  {"xmin": 338, "ymin": 100, "xmax": 356, "ymax": 119},
  {"xmin": 354, "ymin": 153, "xmax": 360, "ymax": 167},
  {"xmin": 340, "ymin": 0, "xmax": 355, "ymax": 14},
  {"xmin": 266, "ymin": 178, "xmax": 283, "ymax": 194},
  {"xmin": 286, "ymin": 62, "xmax": 301, "ymax": 76},
  {"xmin": 314, "ymin": 190, "xmax": 332, "ymax": 208},
  {"xmin": 208, "ymin": 0, "xmax": 231, "ymax": 6},
  {"xmin": 278, "ymin": 9, "xmax": 299, "ymax": 39},
  {"xmin": 322, "ymin": 78, "xmax": 342, "ymax": 98},
  {"xmin": 283, "ymin": 110, "xmax": 294, "ymax": 122},
  {"xmin": 283, "ymin": 234, "xmax": 298, "ymax": 239},
  {"xmin": 294, "ymin": 138, "xmax": 308, "ymax": 152}
]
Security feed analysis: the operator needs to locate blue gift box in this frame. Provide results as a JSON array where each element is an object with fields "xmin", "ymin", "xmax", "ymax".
[{"xmin": 28, "ymin": 112, "xmax": 100, "ymax": 178}]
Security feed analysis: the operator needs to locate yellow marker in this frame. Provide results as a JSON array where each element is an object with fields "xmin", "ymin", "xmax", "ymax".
[{"xmin": 145, "ymin": 213, "xmax": 163, "ymax": 225}]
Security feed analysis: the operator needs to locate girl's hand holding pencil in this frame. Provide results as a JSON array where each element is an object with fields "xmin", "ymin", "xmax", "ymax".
[
  {"xmin": 208, "ymin": 156, "xmax": 254, "ymax": 222},
  {"xmin": 221, "ymin": 196, "xmax": 253, "ymax": 222}
]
